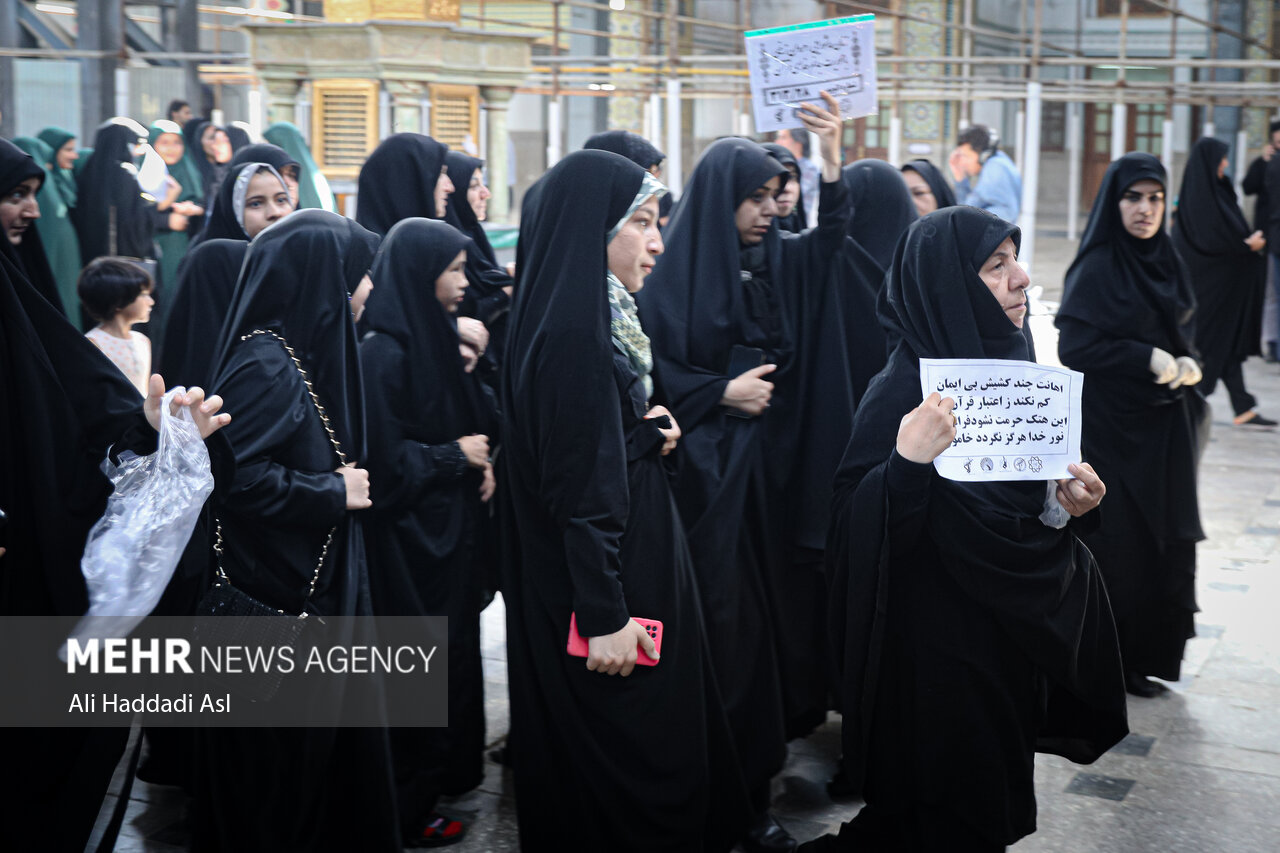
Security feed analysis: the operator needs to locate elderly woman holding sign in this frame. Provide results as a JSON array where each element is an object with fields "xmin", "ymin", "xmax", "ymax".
[{"xmin": 808, "ymin": 207, "xmax": 1127, "ymax": 852}]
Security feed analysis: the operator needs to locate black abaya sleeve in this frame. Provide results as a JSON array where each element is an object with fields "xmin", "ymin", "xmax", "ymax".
[
  {"xmin": 792, "ymin": 178, "xmax": 850, "ymax": 279},
  {"xmin": 561, "ymin": 395, "xmax": 631, "ymax": 638},
  {"xmin": 361, "ymin": 334, "xmax": 470, "ymax": 513},
  {"xmin": 1056, "ymin": 317, "xmax": 1155, "ymax": 378},
  {"xmin": 214, "ymin": 345, "xmax": 347, "ymax": 525}
]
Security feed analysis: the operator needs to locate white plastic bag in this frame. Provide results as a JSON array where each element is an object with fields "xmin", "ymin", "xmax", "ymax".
[
  {"xmin": 64, "ymin": 388, "xmax": 215, "ymax": 649},
  {"xmin": 1039, "ymin": 480, "xmax": 1070, "ymax": 529}
]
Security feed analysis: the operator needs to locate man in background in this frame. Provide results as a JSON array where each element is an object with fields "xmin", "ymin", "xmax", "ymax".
[
  {"xmin": 948, "ymin": 124, "xmax": 1022, "ymax": 223},
  {"xmin": 167, "ymin": 99, "xmax": 192, "ymax": 126}
]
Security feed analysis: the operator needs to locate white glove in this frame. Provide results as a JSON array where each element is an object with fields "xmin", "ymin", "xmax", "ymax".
[
  {"xmin": 1169, "ymin": 356, "xmax": 1202, "ymax": 389},
  {"xmin": 1149, "ymin": 347, "xmax": 1178, "ymax": 384}
]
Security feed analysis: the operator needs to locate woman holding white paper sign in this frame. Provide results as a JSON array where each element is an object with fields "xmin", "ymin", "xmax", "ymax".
[
  {"xmin": 810, "ymin": 206, "xmax": 1126, "ymax": 852},
  {"xmin": 1057, "ymin": 152, "xmax": 1208, "ymax": 698}
]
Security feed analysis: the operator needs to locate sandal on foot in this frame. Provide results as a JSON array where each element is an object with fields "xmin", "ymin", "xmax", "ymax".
[
  {"xmin": 408, "ymin": 812, "xmax": 467, "ymax": 848},
  {"xmin": 1234, "ymin": 410, "xmax": 1278, "ymax": 427}
]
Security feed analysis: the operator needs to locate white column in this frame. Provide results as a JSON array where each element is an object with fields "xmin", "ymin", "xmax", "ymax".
[
  {"xmin": 888, "ymin": 115, "xmax": 902, "ymax": 167},
  {"xmin": 649, "ymin": 91, "xmax": 662, "ymax": 146},
  {"xmin": 248, "ymin": 87, "xmax": 264, "ymax": 136},
  {"xmin": 665, "ymin": 77, "xmax": 682, "ymax": 197},
  {"xmin": 1110, "ymin": 102, "xmax": 1127, "ymax": 161},
  {"xmin": 1235, "ymin": 128, "xmax": 1249, "ymax": 202},
  {"xmin": 1202, "ymin": 121, "xmax": 1215, "ymax": 138},
  {"xmin": 114, "ymin": 67, "xmax": 130, "ymax": 118},
  {"xmin": 1066, "ymin": 101, "xmax": 1083, "ymax": 241},
  {"xmin": 547, "ymin": 97, "xmax": 563, "ymax": 166},
  {"xmin": 1160, "ymin": 118, "xmax": 1175, "ymax": 185},
  {"xmin": 1019, "ymin": 81, "xmax": 1042, "ymax": 273},
  {"xmin": 1014, "ymin": 107, "xmax": 1026, "ymax": 173}
]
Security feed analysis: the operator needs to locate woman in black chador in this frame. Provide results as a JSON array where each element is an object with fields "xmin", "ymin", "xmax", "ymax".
[
  {"xmin": 901, "ymin": 158, "xmax": 958, "ymax": 217},
  {"xmin": 760, "ymin": 143, "xmax": 807, "ymax": 234},
  {"xmin": 638, "ymin": 95, "xmax": 849, "ymax": 847},
  {"xmin": 842, "ymin": 158, "xmax": 918, "ymax": 270},
  {"xmin": 1172, "ymin": 136, "xmax": 1273, "ymax": 426},
  {"xmin": 442, "ymin": 150, "xmax": 513, "ymax": 365},
  {"xmin": 500, "ymin": 149, "xmax": 752, "ymax": 852},
  {"xmin": 583, "ymin": 129, "xmax": 673, "ymax": 223},
  {"xmin": 0, "ymin": 246, "xmax": 231, "ymax": 849},
  {"xmin": 76, "ymin": 120, "xmax": 157, "ymax": 264},
  {"xmin": 157, "ymin": 239, "xmax": 250, "ymax": 390},
  {"xmin": 1057, "ymin": 153, "xmax": 1208, "ymax": 698},
  {"xmin": 355, "ymin": 132, "xmax": 452, "ymax": 235},
  {"xmin": 361, "ymin": 217, "xmax": 498, "ymax": 846},
  {"xmin": 0, "ymin": 137, "xmax": 66, "ymax": 313},
  {"xmin": 193, "ymin": 209, "xmax": 398, "ymax": 852},
  {"xmin": 190, "ymin": 160, "xmax": 293, "ymax": 248},
  {"xmin": 809, "ymin": 206, "xmax": 1126, "ymax": 853}
]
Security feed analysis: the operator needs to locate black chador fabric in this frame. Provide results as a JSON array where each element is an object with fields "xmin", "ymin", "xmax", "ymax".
[
  {"xmin": 158, "ymin": 239, "xmax": 249, "ymax": 392},
  {"xmin": 639, "ymin": 137, "xmax": 850, "ymax": 763},
  {"xmin": 225, "ymin": 124, "xmax": 253, "ymax": 153},
  {"xmin": 500, "ymin": 149, "xmax": 752, "ymax": 851},
  {"xmin": 355, "ymin": 132, "xmax": 449, "ymax": 235},
  {"xmin": 902, "ymin": 158, "xmax": 958, "ymax": 209},
  {"xmin": 1057, "ymin": 153, "xmax": 1205, "ymax": 682},
  {"xmin": 228, "ymin": 142, "xmax": 299, "ymax": 178},
  {"xmin": 76, "ymin": 121, "xmax": 156, "ymax": 264},
  {"xmin": 842, "ymin": 158, "xmax": 918, "ymax": 269},
  {"xmin": 583, "ymin": 129, "xmax": 666, "ymax": 170},
  {"xmin": 442, "ymin": 151, "xmax": 513, "ymax": 351},
  {"xmin": 1172, "ymin": 136, "xmax": 1265, "ymax": 389},
  {"xmin": 361, "ymin": 218, "xmax": 496, "ymax": 829},
  {"xmin": 194, "ymin": 210, "xmax": 396, "ymax": 853},
  {"xmin": 824, "ymin": 207, "xmax": 1127, "ymax": 850},
  {"xmin": 191, "ymin": 161, "xmax": 288, "ymax": 247},
  {"xmin": 761, "ymin": 143, "xmax": 809, "ymax": 233},
  {"xmin": 0, "ymin": 138, "xmax": 65, "ymax": 313},
  {"xmin": 0, "ymin": 248, "xmax": 227, "ymax": 850}
]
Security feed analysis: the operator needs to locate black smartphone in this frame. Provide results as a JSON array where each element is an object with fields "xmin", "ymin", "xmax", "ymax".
[{"xmin": 725, "ymin": 345, "xmax": 766, "ymax": 420}]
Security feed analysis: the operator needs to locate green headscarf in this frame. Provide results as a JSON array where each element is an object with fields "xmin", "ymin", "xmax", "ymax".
[
  {"xmin": 36, "ymin": 126, "xmax": 79, "ymax": 208},
  {"xmin": 263, "ymin": 121, "xmax": 338, "ymax": 212},
  {"xmin": 147, "ymin": 120, "xmax": 206, "ymax": 340},
  {"xmin": 12, "ymin": 136, "xmax": 83, "ymax": 328}
]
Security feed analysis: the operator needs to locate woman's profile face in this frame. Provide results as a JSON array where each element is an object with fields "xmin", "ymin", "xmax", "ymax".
[
  {"xmin": 56, "ymin": 139, "xmax": 79, "ymax": 171},
  {"xmin": 607, "ymin": 196, "xmax": 663, "ymax": 293},
  {"xmin": 977, "ymin": 237, "xmax": 1030, "ymax": 328},
  {"xmin": 1118, "ymin": 178, "xmax": 1164, "ymax": 240},
  {"xmin": 435, "ymin": 250, "xmax": 469, "ymax": 312},
  {"xmin": 774, "ymin": 169, "xmax": 800, "ymax": 218},
  {"xmin": 203, "ymin": 127, "xmax": 232, "ymax": 164},
  {"xmin": 735, "ymin": 175, "xmax": 782, "ymax": 245},
  {"xmin": 1217, "ymin": 156, "xmax": 1229, "ymax": 180},
  {"xmin": 467, "ymin": 168, "xmax": 490, "ymax": 222},
  {"xmin": 434, "ymin": 165, "xmax": 455, "ymax": 218},
  {"xmin": 902, "ymin": 168, "xmax": 937, "ymax": 217}
]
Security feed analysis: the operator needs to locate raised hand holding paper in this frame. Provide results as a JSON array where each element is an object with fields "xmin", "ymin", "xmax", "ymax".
[
  {"xmin": 919, "ymin": 358, "xmax": 1084, "ymax": 482},
  {"xmin": 745, "ymin": 15, "xmax": 878, "ymax": 134}
]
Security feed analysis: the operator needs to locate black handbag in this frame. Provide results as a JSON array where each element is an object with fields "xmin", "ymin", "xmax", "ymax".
[{"xmin": 193, "ymin": 329, "xmax": 348, "ymax": 703}]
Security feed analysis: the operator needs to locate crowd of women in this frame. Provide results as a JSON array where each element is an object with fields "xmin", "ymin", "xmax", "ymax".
[{"xmin": 2, "ymin": 87, "xmax": 1266, "ymax": 851}]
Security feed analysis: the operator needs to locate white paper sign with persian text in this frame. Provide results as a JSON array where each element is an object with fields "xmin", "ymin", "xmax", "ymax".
[
  {"xmin": 745, "ymin": 15, "xmax": 878, "ymax": 135},
  {"xmin": 918, "ymin": 358, "xmax": 1084, "ymax": 482}
]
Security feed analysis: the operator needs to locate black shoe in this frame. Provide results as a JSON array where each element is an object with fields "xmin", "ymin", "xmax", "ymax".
[
  {"xmin": 742, "ymin": 812, "xmax": 797, "ymax": 853},
  {"xmin": 1236, "ymin": 411, "xmax": 1278, "ymax": 427},
  {"xmin": 1124, "ymin": 671, "xmax": 1170, "ymax": 698}
]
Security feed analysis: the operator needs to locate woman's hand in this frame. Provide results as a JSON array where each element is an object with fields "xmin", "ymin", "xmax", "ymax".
[
  {"xmin": 143, "ymin": 376, "xmax": 231, "ymax": 438},
  {"xmin": 721, "ymin": 363, "xmax": 777, "ymax": 416},
  {"xmin": 1056, "ymin": 462, "xmax": 1105, "ymax": 517},
  {"xmin": 459, "ymin": 342, "xmax": 479, "ymax": 373},
  {"xmin": 457, "ymin": 434, "xmax": 491, "ymax": 469},
  {"xmin": 336, "ymin": 463, "xmax": 372, "ymax": 510},
  {"xmin": 167, "ymin": 212, "xmax": 189, "ymax": 232},
  {"xmin": 586, "ymin": 618, "xmax": 659, "ymax": 676},
  {"xmin": 1149, "ymin": 347, "xmax": 1178, "ymax": 384},
  {"xmin": 479, "ymin": 462, "xmax": 496, "ymax": 503},
  {"xmin": 796, "ymin": 90, "xmax": 844, "ymax": 182},
  {"xmin": 645, "ymin": 405, "xmax": 681, "ymax": 455},
  {"xmin": 456, "ymin": 317, "xmax": 489, "ymax": 356},
  {"xmin": 896, "ymin": 392, "xmax": 956, "ymax": 464},
  {"xmin": 1169, "ymin": 356, "xmax": 1202, "ymax": 389},
  {"xmin": 1246, "ymin": 230, "xmax": 1266, "ymax": 252}
]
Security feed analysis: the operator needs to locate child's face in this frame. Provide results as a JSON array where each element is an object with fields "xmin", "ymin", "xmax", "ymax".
[{"xmin": 122, "ymin": 288, "xmax": 154, "ymax": 326}]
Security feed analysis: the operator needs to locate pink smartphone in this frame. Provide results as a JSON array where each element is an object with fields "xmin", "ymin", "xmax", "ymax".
[{"xmin": 567, "ymin": 613, "xmax": 663, "ymax": 666}]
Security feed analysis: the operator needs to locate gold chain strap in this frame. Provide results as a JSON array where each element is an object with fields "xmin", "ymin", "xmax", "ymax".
[{"xmin": 211, "ymin": 328, "xmax": 349, "ymax": 618}]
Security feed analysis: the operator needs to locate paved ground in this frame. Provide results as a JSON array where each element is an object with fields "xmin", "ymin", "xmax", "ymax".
[{"xmin": 93, "ymin": 233, "xmax": 1280, "ymax": 852}]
